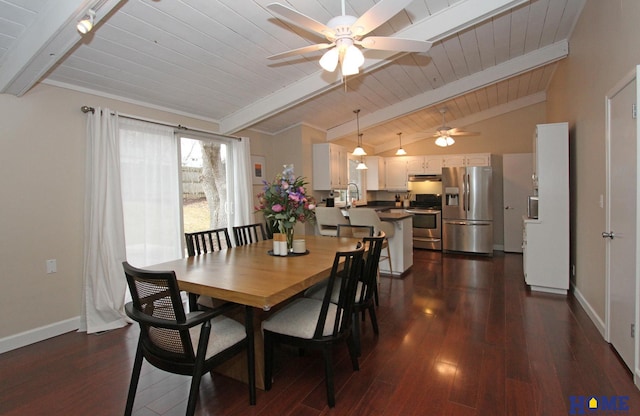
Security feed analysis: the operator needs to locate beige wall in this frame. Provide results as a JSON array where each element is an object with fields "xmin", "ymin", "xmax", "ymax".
[
  {"xmin": 545, "ymin": 0, "xmax": 640, "ymax": 321},
  {"xmin": 0, "ymin": 83, "xmax": 224, "ymax": 339},
  {"xmin": 239, "ymin": 123, "xmax": 326, "ymax": 236}
]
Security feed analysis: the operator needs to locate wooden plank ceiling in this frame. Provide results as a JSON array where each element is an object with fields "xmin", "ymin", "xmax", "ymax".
[{"xmin": 0, "ymin": 0, "xmax": 585, "ymax": 152}]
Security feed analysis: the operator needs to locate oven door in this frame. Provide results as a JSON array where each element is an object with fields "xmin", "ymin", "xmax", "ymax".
[{"xmin": 408, "ymin": 210, "xmax": 442, "ymax": 250}]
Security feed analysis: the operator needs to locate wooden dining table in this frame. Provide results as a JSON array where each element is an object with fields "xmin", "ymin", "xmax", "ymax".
[{"xmin": 146, "ymin": 234, "xmax": 363, "ymax": 388}]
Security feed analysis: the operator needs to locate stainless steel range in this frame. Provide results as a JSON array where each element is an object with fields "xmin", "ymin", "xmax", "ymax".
[{"xmin": 407, "ymin": 194, "xmax": 442, "ymax": 250}]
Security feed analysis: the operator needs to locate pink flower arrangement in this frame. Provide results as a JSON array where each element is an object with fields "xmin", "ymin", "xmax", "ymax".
[{"xmin": 255, "ymin": 165, "xmax": 316, "ymax": 233}]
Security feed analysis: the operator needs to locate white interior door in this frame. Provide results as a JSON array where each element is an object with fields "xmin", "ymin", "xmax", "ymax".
[
  {"xmin": 503, "ymin": 153, "xmax": 533, "ymax": 253},
  {"xmin": 606, "ymin": 70, "xmax": 637, "ymax": 373}
]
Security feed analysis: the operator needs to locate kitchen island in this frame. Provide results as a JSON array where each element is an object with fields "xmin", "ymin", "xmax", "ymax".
[{"xmin": 375, "ymin": 211, "xmax": 414, "ymax": 277}]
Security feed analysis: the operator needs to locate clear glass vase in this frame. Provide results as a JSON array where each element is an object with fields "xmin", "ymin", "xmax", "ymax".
[{"xmin": 284, "ymin": 226, "xmax": 295, "ymax": 253}]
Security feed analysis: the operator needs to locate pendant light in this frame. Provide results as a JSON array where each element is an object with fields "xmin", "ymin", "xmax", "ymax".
[
  {"xmin": 395, "ymin": 132, "xmax": 407, "ymax": 155},
  {"xmin": 355, "ymin": 133, "xmax": 368, "ymax": 169},
  {"xmin": 352, "ymin": 109, "xmax": 366, "ymax": 156}
]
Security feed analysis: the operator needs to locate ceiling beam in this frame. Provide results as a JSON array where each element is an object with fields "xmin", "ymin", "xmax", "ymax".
[
  {"xmin": 0, "ymin": 0, "xmax": 124, "ymax": 96},
  {"xmin": 219, "ymin": 0, "xmax": 529, "ymax": 135},
  {"xmin": 326, "ymin": 40, "xmax": 569, "ymax": 142}
]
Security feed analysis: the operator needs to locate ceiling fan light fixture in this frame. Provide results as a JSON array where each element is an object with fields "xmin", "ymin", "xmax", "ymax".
[
  {"xmin": 319, "ymin": 48, "xmax": 339, "ymax": 72},
  {"xmin": 435, "ymin": 136, "xmax": 448, "ymax": 147},
  {"xmin": 77, "ymin": 9, "xmax": 95, "ymax": 34},
  {"xmin": 435, "ymin": 136, "xmax": 455, "ymax": 147},
  {"xmin": 341, "ymin": 44, "xmax": 364, "ymax": 76}
]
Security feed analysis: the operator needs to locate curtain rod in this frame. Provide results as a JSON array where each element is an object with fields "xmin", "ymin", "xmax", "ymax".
[{"xmin": 80, "ymin": 106, "xmax": 241, "ymax": 141}]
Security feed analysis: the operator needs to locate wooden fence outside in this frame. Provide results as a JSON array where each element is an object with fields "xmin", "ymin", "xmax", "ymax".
[{"xmin": 182, "ymin": 166, "xmax": 204, "ymax": 200}]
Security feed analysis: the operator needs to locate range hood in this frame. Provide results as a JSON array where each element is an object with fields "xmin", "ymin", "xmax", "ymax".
[{"xmin": 408, "ymin": 174, "xmax": 442, "ymax": 182}]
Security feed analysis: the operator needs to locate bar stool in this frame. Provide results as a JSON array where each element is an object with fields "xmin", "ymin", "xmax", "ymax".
[
  {"xmin": 315, "ymin": 206, "xmax": 349, "ymax": 236},
  {"xmin": 347, "ymin": 208, "xmax": 393, "ymax": 276}
]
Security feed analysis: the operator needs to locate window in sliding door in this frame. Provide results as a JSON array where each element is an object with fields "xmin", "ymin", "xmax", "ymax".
[{"xmin": 179, "ymin": 135, "xmax": 230, "ymax": 233}]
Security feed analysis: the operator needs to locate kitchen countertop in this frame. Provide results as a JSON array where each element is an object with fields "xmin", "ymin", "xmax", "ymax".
[{"xmin": 378, "ymin": 211, "xmax": 413, "ymax": 221}]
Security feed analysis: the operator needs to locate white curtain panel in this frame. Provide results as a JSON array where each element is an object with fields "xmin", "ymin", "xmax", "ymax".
[
  {"xmin": 119, "ymin": 118, "xmax": 183, "ymax": 267},
  {"xmin": 80, "ymin": 108, "xmax": 128, "ymax": 334},
  {"xmin": 230, "ymin": 137, "xmax": 255, "ymax": 227}
]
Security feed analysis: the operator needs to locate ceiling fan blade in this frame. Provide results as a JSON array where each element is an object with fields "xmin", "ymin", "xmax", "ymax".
[
  {"xmin": 447, "ymin": 129, "xmax": 480, "ymax": 137},
  {"xmin": 267, "ymin": 43, "xmax": 334, "ymax": 60},
  {"xmin": 351, "ymin": 0, "xmax": 414, "ymax": 36},
  {"xmin": 267, "ymin": 3, "xmax": 335, "ymax": 38},
  {"xmin": 358, "ymin": 36, "xmax": 432, "ymax": 53},
  {"xmin": 433, "ymin": 128, "xmax": 480, "ymax": 137}
]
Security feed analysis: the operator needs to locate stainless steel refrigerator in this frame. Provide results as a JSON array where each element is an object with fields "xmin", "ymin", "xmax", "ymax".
[{"xmin": 441, "ymin": 166, "xmax": 493, "ymax": 255}]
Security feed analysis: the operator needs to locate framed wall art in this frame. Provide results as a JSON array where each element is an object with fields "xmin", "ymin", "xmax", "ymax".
[{"xmin": 251, "ymin": 155, "xmax": 266, "ymax": 185}]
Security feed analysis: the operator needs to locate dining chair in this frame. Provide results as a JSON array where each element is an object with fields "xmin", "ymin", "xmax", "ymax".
[
  {"xmin": 185, "ymin": 227, "xmax": 232, "ymax": 256},
  {"xmin": 233, "ymin": 223, "xmax": 268, "ymax": 246},
  {"xmin": 184, "ymin": 228, "xmax": 233, "ymax": 311},
  {"xmin": 315, "ymin": 206, "xmax": 349, "ymax": 236},
  {"xmin": 305, "ymin": 231, "xmax": 385, "ymax": 356},
  {"xmin": 122, "ymin": 262, "xmax": 256, "ymax": 416},
  {"xmin": 347, "ymin": 208, "xmax": 394, "ymax": 276},
  {"xmin": 262, "ymin": 244, "xmax": 365, "ymax": 408}
]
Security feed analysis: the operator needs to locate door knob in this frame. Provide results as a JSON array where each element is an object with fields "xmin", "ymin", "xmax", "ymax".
[{"xmin": 602, "ymin": 231, "xmax": 615, "ymax": 239}]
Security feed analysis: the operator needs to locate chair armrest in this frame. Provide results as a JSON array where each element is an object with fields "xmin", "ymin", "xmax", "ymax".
[{"xmin": 124, "ymin": 302, "xmax": 237, "ymax": 330}]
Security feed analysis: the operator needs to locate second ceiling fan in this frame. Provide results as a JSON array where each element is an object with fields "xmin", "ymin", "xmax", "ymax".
[
  {"xmin": 266, "ymin": 0, "xmax": 432, "ymax": 76},
  {"xmin": 432, "ymin": 108, "xmax": 479, "ymax": 147}
]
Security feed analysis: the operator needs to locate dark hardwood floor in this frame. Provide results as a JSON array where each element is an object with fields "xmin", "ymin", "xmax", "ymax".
[{"xmin": 2, "ymin": 250, "xmax": 639, "ymax": 415}]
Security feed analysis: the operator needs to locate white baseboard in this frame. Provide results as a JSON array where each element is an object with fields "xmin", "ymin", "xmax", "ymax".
[
  {"xmin": 571, "ymin": 282, "xmax": 606, "ymax": 339},
  {"xmin": 0, "ymin": 317, "xmax": 80, "ymax": 354}
]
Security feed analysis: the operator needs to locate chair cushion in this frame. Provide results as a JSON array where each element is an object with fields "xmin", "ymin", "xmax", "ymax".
[
  {"xmin": 189, "ymin": 315, "xmax": 246, "ymax": 359},
  {"xmin": 305, "ymin": 279, "xmax": 364, "ymax": 304},
  {"xmin": 261, "ymin": 298, "xmax": 338, "ymax": 338}
]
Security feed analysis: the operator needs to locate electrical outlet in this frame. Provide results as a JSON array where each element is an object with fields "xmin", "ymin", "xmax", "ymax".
[{"xmin": 46, "ymin": 259, "xmax": 57, "ymax": 274}]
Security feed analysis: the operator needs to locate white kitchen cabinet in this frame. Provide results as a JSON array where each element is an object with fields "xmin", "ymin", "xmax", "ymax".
[
  {"xmin": 442, "ymin": 153, "xmax": 491, "ymax": 167},
  {"xmin": 312, "ymin": 143, "xmax": 348, "ymax": 190},
  {"xmin": 522, "ymin": 123, "xmax": 569, "ymax": 294},
  {"xmin": 365, "ymin": 156, "xmax": 385, "ymax": 190},
  {"xmin": 384, "ymin": 157, "xmax": 408, "ymax": 191},
  {"xmin": 406, "ymin": 155, "xmax": 443, "ymax": 174}
]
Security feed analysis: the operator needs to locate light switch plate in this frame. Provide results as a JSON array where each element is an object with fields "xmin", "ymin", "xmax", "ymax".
[{"xmin": 46, "ymin": 259, "xmax": 57, "ymax": 274}]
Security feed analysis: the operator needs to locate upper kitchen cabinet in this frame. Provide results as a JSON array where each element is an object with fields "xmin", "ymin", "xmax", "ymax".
[
  {"xmin": 442, "ymin": 153, "xmax": 491, "ymax": 167},
  {"xmin": 313, "ymin": 143, "xmax": 348, "ymax": 190},
  {"xmin": 365, "ymin": 156, "xmax": 386, "ymax": 191},
  {"xmin": 406, "ymin": 155, "xmax": 443, "ymax": 174},
  {"xmin": 385, "ymin": 157, "xmax": 408, "ymax": 191}
]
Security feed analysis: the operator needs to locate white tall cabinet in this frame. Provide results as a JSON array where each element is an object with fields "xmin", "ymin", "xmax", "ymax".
[{"xmin": 522, "ymin": 123, "xmax": 569, "ymax": 294}]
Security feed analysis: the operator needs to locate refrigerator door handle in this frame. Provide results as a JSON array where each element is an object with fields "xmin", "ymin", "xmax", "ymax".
[
  {"xmin": 446, "ymin": 221, "xmax": 468, "ymax": 225},
  {"xmin": 466, "ymin": 173, "xmax": 471, "ymax": 212},
  {"xmin": 462, "ymin": 174, "xmax": 467, "ymax": 211}
]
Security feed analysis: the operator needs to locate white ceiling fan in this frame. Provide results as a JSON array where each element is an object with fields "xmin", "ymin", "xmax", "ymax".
[
  {"xmin": 266, "ymin": 0, "xmax": 432, "ymax": 76},
  {"xmin": 433, "ymin": 108, "xmax": 479, "ymax": 147}
]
